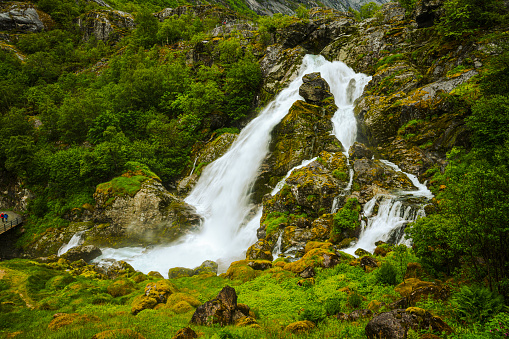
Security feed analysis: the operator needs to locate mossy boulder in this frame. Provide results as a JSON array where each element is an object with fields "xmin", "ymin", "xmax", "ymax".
[
  {"xmin": 190, "ymin": 286, "xmax": 250, "ymax": 326},
  {"xmin": 246, "ymin": 239, "xmax": 273, "ymax": 261},
  {"xmin": 131, "ymin": 280, "xmax": 177, "ymax": 315},
  {"xmin": 48, "ymin": 313, "xmax": 100, "ymax": 331},
  {"xmin": 60, "ymin": 245, "xmax": 102, "ymax": 263},
  {"xmin": 168, "ymin": 267, "xmax": 194, "ymax": 279},
  {"xmin": 171, "ymin": 327, "xmax": 197, "ymax": 339},
  {"xmin": 225, "ymin": 260, "xmax": 259, "ymax": 282},
  {"xmin": 166, "ymin": 293, "xmax": 201, "ymax": 308},
  {"xmin": 107, "ymin": 279, "xmax": 136, "ymax": 298},
  {"xmin": 235, "ymin": 316, "xmax": 260, "ymax": 328},
  {"xmin": 283, "ymin": 247, "xmax": 339, "ymax": 273},
  {"xmin": 285, "ymin": 320, "xmax": 315, "ymax": 333}
]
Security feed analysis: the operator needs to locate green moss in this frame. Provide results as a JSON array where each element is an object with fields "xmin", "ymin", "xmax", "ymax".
[
  {"xmin": 332, "ymin": 198, "xmax": 361, "ymax": 233},
  {"xmin": 263, "ymin": 212, "xmax": 289, "ymax": 236},
  {"xmin": 332, "ymin": 170, "xmax": 348, "ymax": 181},
  {"xmin": 96, "ymin": 175, "xmax": 150, "ymax": 200}
]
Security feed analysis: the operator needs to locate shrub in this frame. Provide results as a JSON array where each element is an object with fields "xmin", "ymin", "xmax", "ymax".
[
  {"xmin": 299, "ymin": 304, "xmax": 327, "ymax": 324},
  {"xmin": 348, "ymin": 293, "xmax": 363, "ymax": 309},
  {"xmin": 376, "ymin": 263, "xmax": 399, "ymax": 285},
  {"xmin": 324, "ymin": 296, "xmax": 343, "ymax": 315},
  {"xmin": 451, "ymin": 285, "xmax": 504, "ymax": 324},
  {"xmin": 333, "ymin": 198, "xmax": 361, "ymax": 232}
]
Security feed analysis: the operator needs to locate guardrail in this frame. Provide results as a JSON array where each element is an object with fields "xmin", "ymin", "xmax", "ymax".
[{"xmin": 0, "ymin": 217, "xmax": 23, "ymax": 235}]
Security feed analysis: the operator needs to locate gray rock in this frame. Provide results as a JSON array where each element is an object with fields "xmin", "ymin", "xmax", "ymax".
[
  {"xmin": 349, "ymin": 142, "xmax": 373, "ymax": 160},
  {"xmin": 61, "ymin": 245, "xmax": 102, "ymax": 263},
  {"xmin": 299, "ymin": 72, "xmax": 333, "ymax": 105},
  {"xmin": 191, "ymin": 286, "xmax": 248, "ymax": 326},
  {"xmin": 415, "ymin": 0, "xmax": 444, "ymax": 28},
  {"xmin": 0, "ymin": 4, "xmax": 45, "ymax": 33}
]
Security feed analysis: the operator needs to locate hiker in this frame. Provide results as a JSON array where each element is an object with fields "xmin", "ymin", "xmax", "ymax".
[
  {"xmin": 0, "ymin": 213, "xmax": 3, "ymax": 222},
  {"xmin": 4, "ymin": 213, "xmax": 7, "ymax": 222}
]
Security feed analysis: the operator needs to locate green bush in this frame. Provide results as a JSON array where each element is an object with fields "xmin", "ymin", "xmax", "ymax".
[
  {"xmin": 333, "ymin": 198, "xmax": 361, "ymax": 232},
  {"xmin": 324, "ymin": 296, "xmax": 343, "ymax": 315},
  {"xmin": 347, "ymin": 293, "xmax": 362, "ymax": 309},
  {"xmin": 451, "ymin": 285, "xmax": 504, "ymax": 324},
  {"xmin": 376, "ymin": 263, "xmax": 399, "ymax": 285},
  {"xmin": 299, "ymin": 304, "xmax": 327, "ymax": 323}
]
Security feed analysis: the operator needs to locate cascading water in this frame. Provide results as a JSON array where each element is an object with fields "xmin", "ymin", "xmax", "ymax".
[
  {"xmin": 58, "ymin": 231, "xmax": 85, "ymax": 256},
  {"xmin": 94, "ymin": 55, "xmax": 371, "ymax": 276},
  {"xmin": 343, "ymin": 160, "xmax": 433, "ymax": 255}
]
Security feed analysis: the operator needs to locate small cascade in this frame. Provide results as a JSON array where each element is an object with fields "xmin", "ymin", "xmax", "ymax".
[
  {"xmin": 58, "ymin": 231, "xmax": 85, "ymax": 256},
  {"xmin": 189, "ymin": 156, "xmax": 199, "ymax": 176},
  {"xmin": 271, "ymin": 157, "xmax": 317, "ymax": 196},
  {"xmin": 272, "ymin": 232, "xmax": 283, "ymax": 258},
  {"xmin": 343, "ymin": 160, "xmax": 433, "ymax": 255}
]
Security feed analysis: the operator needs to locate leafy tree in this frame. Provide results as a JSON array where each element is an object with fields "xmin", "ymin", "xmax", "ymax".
[
  {"xmin": 295, "ymin": 5, "xmax": 309, "ymax": 19},
  {"xmin": 134, "ymin": 6, "xmax": 159, "ymax": 48},
  {"xmin": 359, "ymin": 2, "xmax": 381, "ymax": 19}
]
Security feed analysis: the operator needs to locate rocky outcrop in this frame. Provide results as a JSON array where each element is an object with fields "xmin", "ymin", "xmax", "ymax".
[
  {"xmin": 0, "ymin": 2, "xmax": 46, "ymax": 33},
  {"xmin": 60, "ymin": 245, "xmax": 102, "ymax": 263},
  {"xmin": 190, "ymin": 286, "xmax": 250, "ymax": 326},
  {"xmin": 88, "ymin": 176, "xmax": 202, "ymax": 248},
  {"xmin": 365, "ymin": 308, "xmax": 453, "ymax": 339},
  {"xmin": 76, "ymin": 10, "xmax": 135, "ymax": 42},
  {"xmin": 415, "ymin": 0, "xmax": 444, "ymax": 28},
  {"xmin": 172, "ymin": 327, "xmax": 197, "ymax": 339}
]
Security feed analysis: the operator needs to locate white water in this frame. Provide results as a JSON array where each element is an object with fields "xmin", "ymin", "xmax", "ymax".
[
  {"xmin": 343, "ymin": 160, "xmax": 433, "ymax": 255},
  {"xmin": 271, "ymin": 157, "xmax": 317, "ymax": 196},
  {"xmin": 93, "ymin": 55, "xmax": 371, "ymax": 276},
  {"xmin": 58, "ymin": 231, "xmax": 85, "ymax": 256}
]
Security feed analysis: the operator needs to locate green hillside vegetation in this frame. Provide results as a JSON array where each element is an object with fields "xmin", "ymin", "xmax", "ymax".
[{"xmin": 0, "ymin": 0, "xmax": 509, "ymax": 337}]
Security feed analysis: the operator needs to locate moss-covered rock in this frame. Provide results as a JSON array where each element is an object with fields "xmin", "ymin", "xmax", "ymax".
[
  {"xmin": 285, "ymin": 320, "xmax": 315, "ymax": 333},
  {"xmin": 48, "ymin": 313, "xmax": 100, "ymax": 331},
  {"xmin": 107, "ymin": 279, "xmax": 136, "ymax": 297},
  {"xmin": 92, "ymin": 329, "xmax": 146, "ymax": 339}
]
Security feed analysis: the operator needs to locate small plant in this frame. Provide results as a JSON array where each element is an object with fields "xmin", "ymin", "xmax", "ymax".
[
  {"xmin": 332, "ymin": 170, "xmax": 348, "ymax": 181},
  {"xmin": 299, "ymin": 304, "xmax": 327, "ymax": 323},
  {"xmin": 324, "ymin": 296, "xmax": 343, "ymax": 315},
  {"xmin": 451, "ymin": 285, "xmax": 504, "ymax": 324},
  {"xmin": 376, "ymin": 262, "xmax": 399, "ymax": 285},
  {"xmin": 348, "ymin": 293, "xmax": 362, "ymax": 309}
]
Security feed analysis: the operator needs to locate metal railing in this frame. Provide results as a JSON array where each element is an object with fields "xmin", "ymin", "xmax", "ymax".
[{"xmin": 0, "ymin": 217, "xmax": 23, "ymax": 235}]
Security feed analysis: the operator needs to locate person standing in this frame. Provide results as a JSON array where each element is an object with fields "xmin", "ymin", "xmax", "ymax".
[
  {"xmin": 4, "ymin": 213, "xmax": 7, "ymax": 222},
  {"xmin": 0, "ymin": 213, "xmax": 4, "ymax": 223}
]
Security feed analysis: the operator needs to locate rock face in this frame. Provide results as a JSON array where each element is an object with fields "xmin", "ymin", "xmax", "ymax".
[
  {"xmin": 89, "ymin": 177, "xmax": 202, "ymax": 248},
  {"xmin": 76, "ymin": 10, "xmax": 135, "ymax": 42},
  {"xmin": 190, "ymin": 286, "xmax": 250, "ymax": 326},
  {"xmin": 0, "ymin": 2, "xmax": 45, "ymax": 33},
  {"xmin": 365, "ymin": 308, "xmax": 453, "ymax": 339}
]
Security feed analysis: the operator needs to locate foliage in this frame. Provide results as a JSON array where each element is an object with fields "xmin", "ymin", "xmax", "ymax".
[
  {"xmin": 451, "ymin": 285, "xmax": 504, "ymax": 324},
  {"xmin": 375, "ymin": 262, "xmax": 399, "ymax": 285},
  {"xmin": 347, "ymin": 293, "xmax": 363, "ymax": 308},
  {"xmin": 295, "ymin": 5, "xmax": 309, "ymax": 19},
  {"xmin": 299, "ymin": 304, "xmax": 327, "ymax": 323},
  {"xmin": 397, "ymin": 0, "xmax": 417, "ymax": 12},
  {"xmin": 332, "ymin": 198, "xmax": 361, "ymax": 232},
  {"xmin": 437, "ymin": 0, "xmax": 506, "ymax": 39}
]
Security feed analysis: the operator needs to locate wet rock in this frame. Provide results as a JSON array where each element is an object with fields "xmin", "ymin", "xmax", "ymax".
[
  {"xmin": 353, "ymin": 158, "xmax": 415, "ymax": 192},
  {"xmin": 60, "ymin": 245, "xmax": 102, "ymax": 263},
  {"xmin": 96, "ymin": 260, "xmax": 136, "ymax": 280},
  {"xmin": 90, "ymin": 176, "xmax": 202, "ymax": 248},
  {"xmin": 0, "ymin": 3, "xmax": 45, "ymax": 33},
  {"xmin": 131, "ymin": 280, "xmax": 177, "ymax": 315},
  {"xmin": 172, "ymin": 327, "xmax": 197, "ymax": 339},
  {"xmin": 246, "ymin": 239, "xmax": 273, "ymax": 261},
  {"xmin": 299, "ymin": 72, "xmax": 333, "ymax": 105},
  {"xmin": 190, "ymin": 286, "xmax": 249, "ymax": 326},
  {"xmin": 354, "ymin": 248, "xmax": 371, "ymax": 257},
  {"xmin": 349, "ymin": 142, "xmax": 373, "ymax": 160},
  {"xmin": 93, "ymin": 329, "xmax": 145, "ymax": 339}
]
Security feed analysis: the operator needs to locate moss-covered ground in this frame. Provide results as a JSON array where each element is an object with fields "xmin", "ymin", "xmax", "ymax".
[{"xmin": 0, "ymin": 247, "xmax": 502, "ymax": 339}]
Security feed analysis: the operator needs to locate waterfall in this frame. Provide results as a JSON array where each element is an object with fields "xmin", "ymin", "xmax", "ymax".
[
  {"xmin": 272, "ymin": 232, "xmax": 283, "ymax": 258},
  {"xmin": 94, "ymin": 55, "xmax": 371, "ymax": 276},
  {"xmin": 58, "ymin": 231, "xmax": 85, "ymax": 256}
]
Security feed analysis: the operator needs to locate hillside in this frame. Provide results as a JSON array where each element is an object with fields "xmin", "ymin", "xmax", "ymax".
[{"xmin": 0, "ymin": 0, "xmax": 509, "ymax": 338}]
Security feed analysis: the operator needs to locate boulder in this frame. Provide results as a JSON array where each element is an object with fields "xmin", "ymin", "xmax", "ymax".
[
  {"xmin": 60, "ymin": 245, "xmax": 102, "ymax": 263},
  {"xmin": 338, "ymin": 309, "xmax": 373, "ymax": 321},
  {"xmin": 92, "ymin": 329, "xmax": 145, "ymax": 339},
  {"xmin": 365, "ymin": 308, "xmax": 453, "ymax": 339},
  {"xmin": 349, "ymin": 142, "xmax": 373, "ymax": 160},
  {"xmin": 353, "ymin": 159, "xmax": 415, "ymax": 192},
  {"xmin": 89, "ymin": 176, "xmax": 202, "ymax": 248},
  {"xmin": 190, "ymin": 286, "xmax": 250, "ymax": 326},
  {"xmin": 299, "ymin": 266, "xmax": 316, "ymax": 278},
  {"xmin": 246, "ymin": 239, "xmax": 273, "ymax": 261},
  {"xmin": 0, "ymin": 3, "xmax": 45, "ymax": 33},
  {"xmin": 299, "ymin": 72, "xmax": 333, "ymax": 105},
  {"xmin": 168, "ymin": 267, "xmax": 194, "ymax": 279},
  {"xmin": 285, "ymin": 320, "xmax": 315, "ymax": 333},
  {"xmin": 193, "ymin": 260, "xmax": 218, "ymax": 275},
  {"xmin": 131, "ymin": 280, "xmax": 177, "ymax": 315},
  {"xmin": 360, "ymin": 256, "xmax": 379, "ymax": 270}
]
